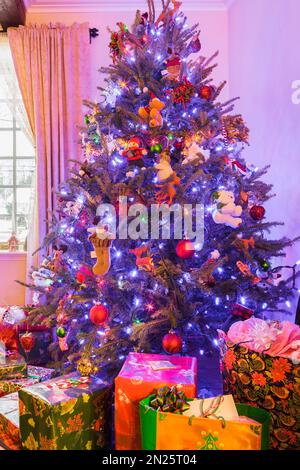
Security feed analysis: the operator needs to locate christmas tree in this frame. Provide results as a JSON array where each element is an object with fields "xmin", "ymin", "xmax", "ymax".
[{"xmin": 23, "ymin": 0, "xmax": 298, "ymax": 378}]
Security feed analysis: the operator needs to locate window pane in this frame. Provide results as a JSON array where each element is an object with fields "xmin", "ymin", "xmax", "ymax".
[
  {"xmin": 16, "ymin": 214, "xmax": 29, "ymax": 242},
  {"xmin": 16, "ymin": 187, "xmax": 32, "ymax": 215},
  {"xmin": 0, "ymin": 160, "xmax": 13, "ymax": 185},
  {"xmin": 0, "ymin": 102, "xmax": 13, "ymax": 128},
  {"xmin": 0, "ymin": 187, "xmax": 13, "ymax": 216},
  {"xmin": 16, "ymin": 187, "xmax": 32, "ymax": 243},
  {"xmin": 0, "ymin": 78, "xmax": 7, "ymax": 100},
  {"xmin": 0, "ymin": 215, "xmax": 13, "ymax": 243},
  {"xmin": 16, "ymin": 131, "xmax": 35, "ymax": 157},
  {"xmin": 16, "ymin": 159, "xmax": 35, "ymax": 186},
  {"xmin": 0, "ymin": 131, "xmax": 13, "ymax": 157}
]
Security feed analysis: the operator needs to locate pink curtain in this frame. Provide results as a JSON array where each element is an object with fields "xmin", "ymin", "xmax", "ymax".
[{"xmin": 7, "ymin": 23, "xmax": 90, "ymax": 297}]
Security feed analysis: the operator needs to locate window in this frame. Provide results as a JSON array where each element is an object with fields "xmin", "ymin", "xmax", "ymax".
[{"xmin": 0, "ymin": 40, "xmax": 35, "ymax": 251}]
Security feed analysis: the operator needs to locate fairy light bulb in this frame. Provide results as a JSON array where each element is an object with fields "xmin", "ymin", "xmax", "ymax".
[
  {"xmin": 130, "ymin": 269, "xmax": 138, "ymax": 278},
  {"xmin": 146, "ymin": 303, "xmax": 155, "ymax": 312}
]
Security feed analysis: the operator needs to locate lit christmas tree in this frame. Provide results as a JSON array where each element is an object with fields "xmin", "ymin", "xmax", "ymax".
[{"xmin": 23, "ymin": 0, "xmax": 299, "ymax": 377}]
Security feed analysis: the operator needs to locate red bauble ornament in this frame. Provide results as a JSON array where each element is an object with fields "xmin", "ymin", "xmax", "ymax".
[
  {"xmin": 76, "ymin": 266, "xmax": 93, "ymax": 284},
  {"xmin": 89, "ymin": 304, "xmax": 109, "ymax": 325},
  {"xmin": 176, "ymin": 240, "xmax": 195, "ymax": 259},
  {"xmin": 249, "ymin": 205, "xmax": 265, "ymax": 221},
  {"xmin": 162, "ymin": 331, "xmax": 182, "ymax": 354},
  {"xmin": 20, "ymin": 332, "xmax": 35, "ymax": 353},
  {"xmin": 199, "ymin": 85, "xmax": 214, "ymax": 100},
  {"xmin": 76, "ymin": 272, "xmax": 85, "ymax": 284},
  {"xmin": 174, "ymin": 138, "xmax": 185, "ymax": 150},
  {"xmin": 231, "ymin": 304, "xmax": 254, "ymax": 320}
]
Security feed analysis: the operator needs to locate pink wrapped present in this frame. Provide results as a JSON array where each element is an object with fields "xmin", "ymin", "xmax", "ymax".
[
  {"xmin": 115, "ymin": 352, "xmax": 197, "ymax": 450},
  {"xmin": 227, "ymin": 318, "xmax": 300, "ymax": 361}
]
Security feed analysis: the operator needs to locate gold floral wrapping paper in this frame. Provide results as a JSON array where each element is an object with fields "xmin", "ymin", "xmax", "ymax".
[
  {"xmin": 0, "ymin": 355, "xmax": 27, "ymax": 380},
  {"xmin": 0, "ymin": 365, "xmax": 55, "ymax": 398},
  {"xmin": 0, "ymin": 392, "xmax": 21, "ymax": 450},
  {"xmin": 18, "ymin": 373, "xmax": 112, "ymax": 450},
  {"xmin": 219, "ymin": 334, "xmax": 300, "ymax": 450}
]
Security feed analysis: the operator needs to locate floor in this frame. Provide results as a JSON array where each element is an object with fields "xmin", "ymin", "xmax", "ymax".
[{"xmin": 197, "ymin": 352, "xmax": 223, "ymax": 397}]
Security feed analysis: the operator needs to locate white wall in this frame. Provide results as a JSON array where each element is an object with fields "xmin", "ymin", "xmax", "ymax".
[
  {"xmin": 0, "ymin": 253, "xmax": 26, "ymax": 305},
  {"xmin": 228, "ymin": 0, "xmax": 300, "ymax": 268}
]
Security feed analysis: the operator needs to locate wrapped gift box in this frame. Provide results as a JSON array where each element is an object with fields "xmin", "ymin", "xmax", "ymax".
[
  {"xmin": 115, "ymin": 352, "xmax": 197, "ymax": 450},
  {"xmin": 0, "ymin": 365, "xmax": 55, "ymax": 398},
  {"xmin": 26, "ymin": 365, "xmax": 55, "ymax": 382},
  {"xmin": 17, "ymin": 325, "xmax": 53, "ymax": 365},
  {"xmin": 0, "ymin": 392, "xmax": 21, "ymax": 450},
  {"xmin": 219, "ymin": 331, "xmax": 300, "ymax": 450},
  {"xmin": 19, "ymin": 373, "xmax": 112, "ymax": 450},
  {"xmin": 0, "ymin": 354, "xmax": 27, "ymax": 380},
  {"xmin": 0, "ymin": 322, "xmax": 18, "ymax": 353},
  {"xmin": 140, "ymin": 393, "xmax": 270, "ymax": 450}
]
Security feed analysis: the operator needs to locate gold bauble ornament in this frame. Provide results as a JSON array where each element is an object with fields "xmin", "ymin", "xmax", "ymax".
[{"xmin": 77, "ymin": 357, "xmax": 98, "ymax": 377}]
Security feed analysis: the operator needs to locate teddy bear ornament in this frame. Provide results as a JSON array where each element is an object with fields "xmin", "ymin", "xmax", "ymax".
[
  {"xmin": 212, "ymin": 190, "xmax": 242, "ymax": 229},
  {"xmin": 138, "ymin": 94, "xmax": 165, "ymax": 128}
]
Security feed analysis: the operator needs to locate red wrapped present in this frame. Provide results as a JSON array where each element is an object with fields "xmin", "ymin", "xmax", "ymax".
[
  {"xmin": 0, "ymin": 323, "xmax": 18, "ymax": 353},
  {"xmin": 115, "ymin": 352, "xmax": 197, "ymax": 450}
]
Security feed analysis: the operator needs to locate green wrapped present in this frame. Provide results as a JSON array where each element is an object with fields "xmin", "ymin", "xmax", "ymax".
[
  {"xmin": 140, "ymin": 393, "xmax": 271, "ymax": 450},
  {"xmin": 0, "ymin": 392, "xmax": 21, "ymax": 450},
  {"xmin": 0, "ymin": 355, "xmax": 27, "ymax": 380},
  {"xmin": 0, "ymin": 365, "xmax": 55, "ymax": 398},
  {"xmin": 19, "ymin": 373, "xmax": 112, "ymax": 450}
]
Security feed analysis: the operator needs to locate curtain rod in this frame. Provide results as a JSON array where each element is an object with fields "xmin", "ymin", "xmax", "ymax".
[
  {"xmin": 89, "ymin": 28, "xmax": 99, "ymax": 43},
  {"xmin": 0, "ymin": 27, "xmax": 99, "ymax": 44}
]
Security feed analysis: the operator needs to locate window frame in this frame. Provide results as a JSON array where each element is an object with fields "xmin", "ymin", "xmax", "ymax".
[{"xmin": 0, "ymin": 97, "xmax": 35, "ymax": 247}]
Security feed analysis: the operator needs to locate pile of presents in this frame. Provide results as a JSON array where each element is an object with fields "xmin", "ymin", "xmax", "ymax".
[{"xmin": 0, "ymin": 308, "xmax": 299, "ymax": 450}]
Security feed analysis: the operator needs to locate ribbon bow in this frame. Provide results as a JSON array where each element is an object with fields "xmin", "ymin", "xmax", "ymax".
[
  {"xmin": 45, "ymin": 376, "xmax": 90, "ymax": 390},
  {"xmin": 150, "ymin": 386, "xmax": 190, "ymax": 414}
]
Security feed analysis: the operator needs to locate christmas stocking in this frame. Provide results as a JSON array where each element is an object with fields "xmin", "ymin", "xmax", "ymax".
[{"xmin": 89, "ymin": 233, "xmax": 112, "ymax": 275}]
